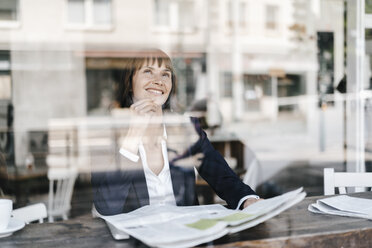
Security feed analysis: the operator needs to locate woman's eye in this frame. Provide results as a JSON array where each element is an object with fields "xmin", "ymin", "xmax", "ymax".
[
  {"xmin": 163, "ymin": 73, "xmax": 170, "ymax": 78},
  {"xmin": 144, "ymin": 70, "xmax": 151, "ymax": 74}
]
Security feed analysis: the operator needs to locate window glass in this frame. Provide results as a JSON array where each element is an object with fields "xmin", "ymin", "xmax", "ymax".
[
  {"xmin": 0, "ymin": 52, "xmax": 10, "ymax": 100},
  {"xmin": 0, "ymin": 0, "xmax": 18, "ymax": 21},
  {"xmin": 93, "ymin": 0, "xmax": 111, "ymax": 25},
  {"xmin": 227, "ymin": 1, "xmax": 247, "ymax": 29},
  {"xmin": 227, "ymin": 0, "xmax": 232, "ymax": 27},
  {"xmin": 67, "ymin": 0, "xmax": 85, "ymax": 24},
  {"xmin": 154, "ymin": 0, "xmax": 194, "ymax": 30},
  {"xmin": 154, "ymin": 0, "xmax": 170, "ymax": 27},
  {"xmin": 0, "ymin": 75, "xmax": 11, "ymax": 99},
  {"xmin": 266, "ymin": 5, "xmax": 278, "ymax": 30},
  {"xmin": 239, "ymin": 2, "xmax": 246, "ymax": 27},
  {"xmin": 222, "ymin": 72, "xmax": 232, "ymax": 97},
  {"xmin": 366, "ymin": 0, "xmax": 372, "ymax": 14},
  {"xmin": 1, "ymin": 1, "xmax": 371, "ymax": 240},
  {"xmin": 178, "ymin": 1, "xmax": 194, "ymax": 29}
]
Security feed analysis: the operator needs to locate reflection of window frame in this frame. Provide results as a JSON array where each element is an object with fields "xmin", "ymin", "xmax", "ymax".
[
  {"xmin": 64, "ymin": 0, "xmax": 113, "ymax": 31},
  {"xmin": 0, "ymin": 51, "xmax": 11, "ymax": 100},
  {"xmin": 243, "ymin": 74, "xmax": 271, "ymax": 113},
  {"xmin": 152, "ymin": 0, "xmax": 196, "ymax": 33},
  {"xmin": 221, "ymin": 72, "xmax": 233, "ymax": 97},
  {"xmin": 0, "ymin": 75, "xmax": 11, "ymax": 100},
  {"xmin": 226, "ymin": 0, "xmax": 248, "ymax": 30},
  {"xmin": 0, "ymin": 0, "xmax": 21, "ymax": 29},
  {"xmin": 265, "ymin": 4, "xmax": 279, "ymax": 32}
]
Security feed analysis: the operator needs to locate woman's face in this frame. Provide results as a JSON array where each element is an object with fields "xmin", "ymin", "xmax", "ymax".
[{"xmin": 131, "ymin": 61, "xmax": 172, "ymax": 106}]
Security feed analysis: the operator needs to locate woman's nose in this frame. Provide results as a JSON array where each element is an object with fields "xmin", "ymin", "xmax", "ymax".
[
  {"xmin": 153, "ymin": 74, "xmax": 164, "ymax": 85},
  {"xmin": 153, "ymin": 80, "xmax": 163, "ymax": 85}
]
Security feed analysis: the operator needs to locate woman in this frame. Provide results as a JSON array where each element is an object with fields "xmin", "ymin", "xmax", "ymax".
[{"xmin": 92, "ymin": 49, "xmax": 259, "ymax": 215}]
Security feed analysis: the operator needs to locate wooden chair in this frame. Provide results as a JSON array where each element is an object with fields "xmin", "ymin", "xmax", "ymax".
[
  {"xmin": 47, "ymin": 167, "xmax": 78, "ymax": 222},
  {"xmin": 12, "ymin": 203, "xmax": 47, "ymax": 224},
  {"xmin": 323, "ymin": 168, "xmax": 372, "ymax": 195}
]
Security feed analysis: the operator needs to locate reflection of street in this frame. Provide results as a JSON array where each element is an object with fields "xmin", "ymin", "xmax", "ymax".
[{"xmin": 225, "ymin": 107, "xmax": 347, "ymax": 187}]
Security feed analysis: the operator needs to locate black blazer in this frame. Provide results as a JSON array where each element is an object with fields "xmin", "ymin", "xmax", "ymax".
[{"xmin": 92, "ymin": 117, "xmax": 256, "ymax": 215}]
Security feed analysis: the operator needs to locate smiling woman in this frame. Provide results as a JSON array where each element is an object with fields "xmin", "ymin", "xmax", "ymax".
[{"xmin": 91, "ymin": 49, "xmax": 259, "ymax": 216}]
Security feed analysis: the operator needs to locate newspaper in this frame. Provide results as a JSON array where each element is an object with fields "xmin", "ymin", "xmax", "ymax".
[
  {"xmin": 102, "ymin": 187, "xmax": 306, "ymax": 248},
  {"xmin": 308, "ymin": 195, "xmax": 372, "ymax": 220}
]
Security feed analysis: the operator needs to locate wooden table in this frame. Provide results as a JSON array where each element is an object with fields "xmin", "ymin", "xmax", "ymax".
[{"xmin": 1, "ymin": 192, "xmax": 372, "ymax": 248}]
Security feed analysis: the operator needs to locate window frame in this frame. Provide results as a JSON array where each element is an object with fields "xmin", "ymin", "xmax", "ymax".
[
  {"xmin": 64, "ymin": 0, "xmax": 113, "ymax": 31},
  {"xmin": 152, "ymin": 0, "xmax": 196, "ymax": 33},
  {"xmin": 225, "ymin": 0, "xmax": 249, "ymax": 34}
]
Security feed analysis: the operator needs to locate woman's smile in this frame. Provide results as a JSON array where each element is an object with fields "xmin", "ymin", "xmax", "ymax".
[{"xmin": 145, "ymin": 87, "xmax": 164, "ymax": 96}]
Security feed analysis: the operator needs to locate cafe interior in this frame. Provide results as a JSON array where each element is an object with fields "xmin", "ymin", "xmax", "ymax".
[{"xmin": 0, "ymin": 0, "xmax": 372, "ymax": 247}]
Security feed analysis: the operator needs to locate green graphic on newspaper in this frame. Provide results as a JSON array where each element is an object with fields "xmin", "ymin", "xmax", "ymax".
[
  {"xmin": 186, "ymin": 219, "xmax": 218, "ymax": 230},
  {"xmin": 186, "ymin": 212, "xmax": 254, "ymax": 230}
]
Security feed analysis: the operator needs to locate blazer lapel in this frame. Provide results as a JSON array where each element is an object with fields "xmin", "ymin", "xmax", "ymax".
[
  {"xmin": 131, "ymin": 167, "xmax": 150, "ymax": 207},
  {"xmin": 170, "ymin": 165, "xmax": 186, "ymax": 206}
]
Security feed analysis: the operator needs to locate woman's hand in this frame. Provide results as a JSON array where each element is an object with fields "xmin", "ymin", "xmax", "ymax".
[
  {"xmin": 243, "ymin": 198, "xmax": 263, "ymax": 208},
  {"xmin": 129, "ymin": 99, "xmax": 163, "ymax": 133},
  {"xmin": 120, "ymin": 99, "xmax": 163, "ymax": 154},
  {"xmin": 130, "ymin": 99, "xmax": 162, "ymax": 117}
]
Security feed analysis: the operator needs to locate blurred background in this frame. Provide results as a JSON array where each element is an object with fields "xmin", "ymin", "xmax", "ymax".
[{"xmin": 0, "ymin": 0, "xmax": 371, "ymax": 217}]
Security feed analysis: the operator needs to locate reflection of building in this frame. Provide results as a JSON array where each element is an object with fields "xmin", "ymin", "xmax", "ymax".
[{"xmin": 0, "ymin": 0, "xmax": 344, "ymax": 165}]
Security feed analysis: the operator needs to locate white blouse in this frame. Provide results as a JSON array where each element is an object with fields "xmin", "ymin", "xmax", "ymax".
[{"xmin": 119, "ymin": 131, "xmax": 176, "ymax": 206}]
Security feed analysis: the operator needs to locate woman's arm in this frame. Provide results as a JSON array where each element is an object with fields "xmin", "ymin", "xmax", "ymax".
[{"xmin": 190, "ymin": 117, "xmax": 258, "ymax": 209}]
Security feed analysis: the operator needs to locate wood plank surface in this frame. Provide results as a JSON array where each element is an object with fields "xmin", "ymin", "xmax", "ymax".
[{"xmin": 1, "ymin": 192, "xmax": 371, "ymax": 248}]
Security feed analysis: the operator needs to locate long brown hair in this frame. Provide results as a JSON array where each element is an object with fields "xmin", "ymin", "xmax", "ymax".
[{"xmin": 116, "ymin": 49, "xmax": 177, "ymax": 109}]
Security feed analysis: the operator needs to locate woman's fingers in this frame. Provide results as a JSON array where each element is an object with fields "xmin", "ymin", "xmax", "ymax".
[
  {"xmin": 132, "ymin": 100, "xmax": 154, "ymax": 111},
  {"xmin": 138, "ymin": 105, "xmax": 157, "ymax": 115},
  {"xmin": 131, "ymin": 99, "xmax": 154, "ymax": 109},
  {"xmin": 243, "ymin": 198, "xmax": 263, "ymax": 208},
  {"xmin": 131, "ymin": 100, "xmax": 162, "ymax": 116}
]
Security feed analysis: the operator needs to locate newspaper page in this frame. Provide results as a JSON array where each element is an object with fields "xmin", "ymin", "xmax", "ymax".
[
  {"xmin": 102, "ymin": 204, "xmax": 230, "ymax": 243},
  {"xmin": 318, "ymin": 195, "xmax": 372, "ymax": 215},
  {"xmin": 308, "ymin": 202, "xmax": 372, "ymax": 219},
  {"xmin": 102, "ymin": 188, "xmax": 306, "ymax": 248},
  {"xmin": 308, "ymin": 195, "xmax": 372, "ymax": 219},
  {"xmin": 102, "ymin": 204, "xmax": 227, "ymax": 229},
  {"xmin": 124, "ymin": 215, "xmax": 228, "ymax": 248}
]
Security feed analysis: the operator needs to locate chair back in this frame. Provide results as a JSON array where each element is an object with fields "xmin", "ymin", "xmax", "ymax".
[
  {"xmin": 12, "ymin": 203, "xmax": 47, "ymax": 224},
  {"xmin": 324, "ymin": 168, "xmax": 372, "ymax": 195},
  {"xmin": 47, "ymin": 167, "xmax": 78, "ymax": 222},
  {"xmin": 242, "ymin": 146, "xmax": 261, "ymax": 191}
]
